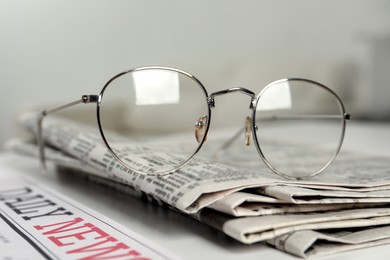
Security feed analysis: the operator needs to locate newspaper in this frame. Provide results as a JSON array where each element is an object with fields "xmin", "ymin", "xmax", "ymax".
[
  {"xmin": 7, "ymin": 111, "xmax": 390, "ymax": 258},
  {"xmin": 0, "ymin": 175, "xmax": 179, "ymax": 260}
]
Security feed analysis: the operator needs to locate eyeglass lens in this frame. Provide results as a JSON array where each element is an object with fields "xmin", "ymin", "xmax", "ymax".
[
  {"xmin": 98, "ymin": 68, "xmax": 210, "ymax": 175},
  {"xmin": 253, "ymin": 79, "xmax": 345, "ymax": 179}
]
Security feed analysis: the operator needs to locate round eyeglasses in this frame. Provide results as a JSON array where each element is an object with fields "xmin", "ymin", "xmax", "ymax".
[{"xmin": 37, "ymin": 66, "xmax": 350, "ymax": 180}]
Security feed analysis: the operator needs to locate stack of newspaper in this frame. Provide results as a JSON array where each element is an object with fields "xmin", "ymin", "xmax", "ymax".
[{"xmin": 8, "ymin": 112, "xmax": 390, "ymax": 258}]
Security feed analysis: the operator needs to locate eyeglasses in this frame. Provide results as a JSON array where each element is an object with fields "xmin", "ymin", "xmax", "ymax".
[{"xmin": 37, "ymin": 66, "xmax": 350, "ymax": 180}]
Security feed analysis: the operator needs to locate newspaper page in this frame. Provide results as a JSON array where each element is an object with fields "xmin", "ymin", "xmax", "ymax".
[
  {"xmin": 8, "ymin": 112, "xmax": 390, "ymax": 258},
  {"xmin": 0, "ymin": 174, "xmax": 179, "ymax": 260},
  {"xmin": 196, "ymin": 208, "xmax": 390, "ymax": 258},
  {"xmin": 17, "ymin": 112, "xmax": 390, "ymax": 208},
  {"xmin": 207, "ymin": 191, "xmax": 386, "ymax": 217},
  {"xmin": 267, "ymin": 226, "xmax": 390, "ymax": 258}
]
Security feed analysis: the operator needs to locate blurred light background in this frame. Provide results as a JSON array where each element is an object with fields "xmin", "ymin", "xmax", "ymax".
[{"xmin": 0, "ymin": 0, "xmax": 390, "ymax": 147}]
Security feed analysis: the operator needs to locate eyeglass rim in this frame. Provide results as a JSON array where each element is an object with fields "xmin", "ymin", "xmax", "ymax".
[
  {"xmin": 95, "ymin": 66, "xmax": 212, "ymax": 176},
  {"xmin": 251, "ymin": 77, "xmax": 349, "ymax": 180}
]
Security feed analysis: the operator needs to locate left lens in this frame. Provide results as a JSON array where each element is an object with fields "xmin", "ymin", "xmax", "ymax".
[
  {"xmin": 253, "ymin": 78, "xmax": 346, "ymax": 179},
  {"xmin": 97, "ymin": 67, "xmax": 210, "ymax": 175}
]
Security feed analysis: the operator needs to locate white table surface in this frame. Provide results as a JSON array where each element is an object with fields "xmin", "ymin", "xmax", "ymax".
[{"xmin": 1, "ymin": 120, "xmax": 390, "ymax": 260}]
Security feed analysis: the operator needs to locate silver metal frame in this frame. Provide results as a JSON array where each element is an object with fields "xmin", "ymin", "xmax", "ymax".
[{"xmin": 37, "ymin": 66, "xmax": 350, "ymax": 180}]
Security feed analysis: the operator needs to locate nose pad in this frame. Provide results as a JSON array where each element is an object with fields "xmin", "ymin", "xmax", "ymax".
[
  {"xmin": 195, "ymin": 115, "xmax": 208, "ymax": 143},
  {"xmin": 245, "ymin": 116, "xmax": 251, "ymax": 146}
]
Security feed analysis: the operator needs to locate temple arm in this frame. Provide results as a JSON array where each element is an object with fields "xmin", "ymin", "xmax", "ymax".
[{"xmin": 37, "ymin": 95, "xmax": 100, "ymax": 172}]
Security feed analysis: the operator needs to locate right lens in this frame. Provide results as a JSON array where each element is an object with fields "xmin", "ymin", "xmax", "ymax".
[
  {"xmin": 253, "ymin": 78, "xmax": 346, "ymax": 179},
  {"xmin": 97, "ymin": 67, "xmax": 210, "ymax": 175}
]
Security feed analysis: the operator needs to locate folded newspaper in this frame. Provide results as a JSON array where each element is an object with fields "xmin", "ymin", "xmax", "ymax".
[{"xmin": 7, "ymin": 112, "xmax": 390, "ymax": 258}]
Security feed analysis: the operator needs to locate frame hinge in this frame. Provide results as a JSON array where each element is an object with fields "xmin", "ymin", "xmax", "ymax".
[{"xmin": 82, "ymin": 95, "xmax": 100, "ymax": 103}]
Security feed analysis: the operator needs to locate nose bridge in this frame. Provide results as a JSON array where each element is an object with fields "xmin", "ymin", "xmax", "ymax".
[{"xmin": 208, "ymin": 87, "xmax": 256, "ymax": 109}]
